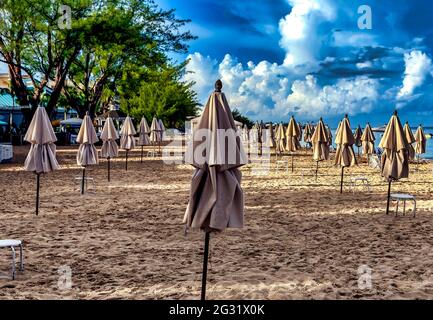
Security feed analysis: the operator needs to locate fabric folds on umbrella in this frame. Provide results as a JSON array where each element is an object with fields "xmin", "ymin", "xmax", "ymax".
[
  {"xmin": 286, "ymin": 116, "xmax": 301, "ymax": 152},
  {"xmin": 334, "ymin": 116, "xmax": 357, "ymax": 167},
  {"xmin": 353, "ymin": 125, "xmax": 363, "ymax": 148},
  {"xmin": 138, "ymin": 117, "xmax": 150, "ymax": 146},
  {"xmin": 184, "ymin": 87, "xmax": 247, "ymax": 232},
  {"xmin": 378, "ymin": 112, "xmax": 410, "ymax": 180},
  {"xmin": 325, "ymin": 125, "xmax": 333, "ymax": 147},
  {"xmin": 275, "ymin": 123, "xmax": 286, "ymax": 154},
  {"xmin": 303, "ymin": 123, "xmax": 313, "ymax": 144},
  {"xmin": 100, "ymin": 116, "xmax": 119, "ymax": 158},
  {"xmin": 267, "ymin": 122, "xmax": 276, "ymax": 148},
  {"xmin": 150, "ymin": 117, "xmax": 162, "ymax": 143},
  {"xmin": 158, "ymin": 119, "xmax": 166, "ymax": 141},
  {"xmin": 120, "ymin": 116, "xmax": 136, "ymax": 150},
  {"xmin": 403, "ymin": 122, "xmax": 416, "ymax": 160},
  {"xmin": 414, "ymin": 125, "xmax": 426, "ymax": 155},
  {"xmin": 361, "ymin": 123, "xmax": 376, "ymax": 155},
  {"xmin": 242, "ymin": 125, "xmax": 249, "ymax": 142},
  {"xmin": 311, "ymin": 118, "xmax": 330, "ymax": 161},
  {"xmin": 76, "ymin": 113, "xmax": 99, "ymax": 166},
  {"xmin": 24, "ymin": 107, "xmax": 60, "ymax": 173}
]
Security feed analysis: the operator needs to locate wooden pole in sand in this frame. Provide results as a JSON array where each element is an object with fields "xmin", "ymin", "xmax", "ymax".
[
  {"xmin": 201, "ymin": 231, "xmax": 210, "ymax": 301},
  {"xmin": 315, "ymin": 161, "xmax": 319, "ymax": 181},
  {"xmin": 340, "ymin": 166, "xmax": 344, "ymax": 194},
  {"xmin": 386, "ymin": 180, "xmax": 392, "ymax": 215},
  {"xmin": 36, "ymin": 173, "xmax": 40, "ymax": 216},
  {"xmin": 141, "ymin": 146, "xmax": 144, "ymax": 163}
]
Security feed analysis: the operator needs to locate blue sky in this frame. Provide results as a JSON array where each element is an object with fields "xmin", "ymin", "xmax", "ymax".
[{"xmin": 158, "ymin": 0, "xmax": 433, "ymax": 127}]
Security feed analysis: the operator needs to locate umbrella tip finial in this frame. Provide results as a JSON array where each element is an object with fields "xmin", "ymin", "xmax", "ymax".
[
  {"xmin": 215, "ymin": 79, "xmax": 223, "ymax": 92},
  {"xmin": 345, "ymin": 113, "xmax": 348, "ymax": 118},
  {"xmin": 393, "ymin": 110, "xmax": 398, "ymax": 115},
  {"xmin": 320, "ymin": 117, "xmax": 323, "ymax": 121},
  {"xmin": 85, "ymin": 111, "xmax": 89, "ymax": 116}
]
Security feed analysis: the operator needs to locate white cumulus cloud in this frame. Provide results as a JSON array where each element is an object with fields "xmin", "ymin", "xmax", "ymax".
[{"xmin": 397, "ymin": 50, "xmax": 432, "ymax": 99}]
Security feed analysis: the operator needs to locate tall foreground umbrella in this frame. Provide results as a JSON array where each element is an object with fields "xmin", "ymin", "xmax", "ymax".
[
  {"xmin": 24, "ymin": 107, "xmax": 60, "ymax": 215},
  {"xmin": 138, "ymin": 117, "xmax": 150, "ymax": 163},
  {"xmin": 353, "ymin": 125, "xmax": 363, "ymax": 156},
  {"xmin": 286, "ymin": 116, "xmax": 301, "ymax": 172},
  {"xmin": 414, "ymin": 125, "xmax": 427, "ymax": 159},
  {"xmin": 311, "ymin": 118, "xmax": 330, "ymax": 180},
  {"xmin": 150, "ymin": 117, "xmax": 162, "ymax": 154},
  {"xmin": 184, "ymin": 80, "xmax": 247, "ymax": 300},
  {"xmin": 335, "ymin": 115, "xmax": 357, "ymax": 193},
  {"xmin": 379, "ymin": 111, "xmax": 410, "ymax": 215},
  {"xmin": 361, "ymin": 123, "xmax": 376, "ymax": 163},
  {"xmin": 76, "ymin": 112, "xmax": 99, "ymax": 194},
  {"xmin": 275, "ymin": 123, "xmax": 286, "ymax": 156},
  {"xmin": 120, "ymin": 116, "xmax": 136, "ymax": 171},
  {"xmin": 100, "ymin": 116, "xmax": 119, "ymax": 182},
  {"xmin": 403, "ymin": 122, "xmax": 416, "ymax": 160}
]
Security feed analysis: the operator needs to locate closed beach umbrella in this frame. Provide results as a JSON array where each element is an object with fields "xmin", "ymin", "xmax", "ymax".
[
  {"xmin": 303, "ymin": 122, "xmax": 313, "ymax": 149},
  {"xmin": 24, "ymin": 107, "xmax": 60, "ymax": 215},
  {"xmin": 311, "ymin": 118, "xmax": 330, "ymax": 180},
  {"xmin": 379, "ymin": 111, "xmax": 410, "ymax": 215},
  {"xmin": 76, "ymin": 112, "xmax": 99, "ymax": 194},
  {"xmin": 258, "ymin": 120, "xmax": 266, "ymax": 155},
  {"xmin": 184, "ymin": 80, "xmax": 247, "ymax": 300},
  {"xmin": 286, "ymin": 116, "xmax": 301, "ymax": 172},
  {"xmin": 297, "ymin": 122, "xmax": 303, "ymax": 141},
  {"xmin": 335, "ymin": 115, "xmax": 357, "ymax": 193},
  {"xmin": 242, "ymin": 124, "xmax": 249, "ymax": 142},
  {"xmin": 267, "ymin": 122, "xmax": 276, "ymax": 149},
  {"xmin": 353, "ymin": 125, "xmax": 363, "ymax": 156},
  {"xmin": 158, "ymin": 119, "xmax": 166, "ymax": 141},
  {"xmin": 150, "ymin": 117, "xmax": 162, "ymax": 154},
  {"xmin": 100, "ymin": 116, "xmax": 119, "ymax": 182},
  {"xmin": 120, "ymin": 116, "xmax": 136, "ymax": 171},
  {"xmin": 275, "ymin": 123, "xmax": 286, "ymax": 156},
  {"xmin": 361, "ymin": 122, "xmax": 376, "ymax": 162},
  {"xmin": 403, "ymin": 121, "xmax": 416, "ymax": 160},
  {"xmin": 138, "ymin": 117, "xmax": 150, "ymax": 163},
  {"xmin": 414, "ymin": 125, "xmax": 427, "ymax": 157},
  {"xmin": 325, "ymin": 125, "xmax": 333, "ymax": 147}
]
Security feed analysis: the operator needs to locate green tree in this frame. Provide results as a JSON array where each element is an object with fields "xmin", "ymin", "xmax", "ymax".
[{"xmin": 232, "ymin": 109, "xmax": 254, "ymax": 128}]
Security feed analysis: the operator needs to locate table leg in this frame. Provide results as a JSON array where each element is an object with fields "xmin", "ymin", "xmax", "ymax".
[
  {"xmin": 11, "ymin": 246, "xmax": 16, "ymax": 280},
  {"xmin": 403, "ymin": 200, "xmax": 406, "ymax": 216},
  {"xmin": 19, "ymin": 244, "xmax": 24, "ymax": 271}
]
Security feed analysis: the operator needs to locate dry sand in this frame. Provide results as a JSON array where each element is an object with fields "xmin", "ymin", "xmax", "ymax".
[{"xmin": 1, "ymin": 144, "xmax": 433, "ymax": 299}]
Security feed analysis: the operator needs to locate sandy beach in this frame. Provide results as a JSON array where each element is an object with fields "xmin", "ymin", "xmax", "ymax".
[{"xmin": 1, "ymin": 144, "xmax": 433, "ymax": 300}]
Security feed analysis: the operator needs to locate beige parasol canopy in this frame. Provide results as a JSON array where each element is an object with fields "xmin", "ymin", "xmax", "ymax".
[
  {"xmin": 297, "ymin": 122, "xmax": 303, "ymax": 141},
  {"xmin": 100, "ymin": 116, "xmax": 119, "ymax": 158},
  {"xmin": 325, "ymin": 125, "xmax": 333, "ymax": 147},
  {"xmin": 286, "ymin": 116, "xmax": 301, "ymax": 152},
  {"xmin": 242, "ymin": 124, "xmax": 249, "ymax": 142},
  {"xmin": 403, "ymin": 121, "xmax": 416, "ymax": 160},
  {"xmin": 76, "ymin": 113, "xmax": 99, "ymax": 166},
  {"xmin": 334, "ymin": 115, "xmax": 357, "ymax": 167},
  {"xmin": 275, "ymin": 123, "xmax": 286, "ymax": 154},
  {"xmin": 267, "ymin": 122, "xmax": 276, "ymax": 148},
  {"xmin": 311, "ymin": 118, "xmax": 330, "ymax": 161},
  {"xmin": 120, "ymin": 116, "xmax": 136, "ymax": 150},
  {"xmin": 361, "ymin": 123, "xmax": 376, "ymax": 155},
  {"xmin": 379, "ymin": 111, "xmax": 410, "ymax": 180},
  {"xmin": 150, "ymin": 117, "xmax": 162, "ymax": 143},
  {"xmin": 414, "ymin": 125, "xmax": 427, "ymax": 155},
  {"xmin": 353, "ymin": 125, "xmax": 363, "ymax": 148},
  {"xmin": 303, "ymin": 123, "xmax": 313, "ymax": 144},
  {"xmin": 158, "ymin": 119, "xmax": 166, "ymax": 141},
  {"xmin": 24, "ymin": 107, "xmax": 60, "ymax": 173},
  {"xmin": 138, "ymin": 117, "xmax": 150, "ymax": 146},
  {"xmin": 184, "ymin": 81, "xmax": 247, "ymax": 232}
]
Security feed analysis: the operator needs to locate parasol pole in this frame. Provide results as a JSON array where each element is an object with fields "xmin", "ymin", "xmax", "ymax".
[
  {"xmin": 81, "ymin": 167, "xmax": 86, "ymax": 195},
  {"xmin": 340, "ymin": 166, "xmax": 344, "ymax": 193},
  {"xmin": 36, "ymin": 173, "xmax": 40, "ymax": 216},
  {"xmin": 201, "ymin": 231, "xmax": 210, "ymax": 301},
  {"xmin": 107, "ymin": 157, "xmax": 111, "ymax": 182},
  {"xmin": 125, "ymin": 150, "xmax": 128, "ymax": 171},
  {"xmin": 291, "ymin": 153, "xmax": 294, "ymax": 173},
  {"xmin": 386, "ymin": 180, "xmax": 392, "ymax": 215},
  {"xmin": 141, "ymin": 146, "xmax": 144, "ymax": 163},
  {"xmin": 315, "ymin": 161, "xmax": 319, "ymax": 181}
]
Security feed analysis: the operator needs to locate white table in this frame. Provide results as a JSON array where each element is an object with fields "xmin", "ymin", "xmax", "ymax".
[
  {"xmin": 350, "ymin": 177, "xmax": 371, "ymax": 193},
  {"xmin": 0, "ymin": 240, "xmax": 24, "ymax": 280},
  {"xmin": 390, "ymin": 193, "xmax": 416, "ymax": 217}
]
